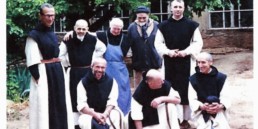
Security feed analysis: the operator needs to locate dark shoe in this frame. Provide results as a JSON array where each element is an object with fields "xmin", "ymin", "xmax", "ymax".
[{"xmin": 180, "ymin": 120, "xmax": 191, "ymax": 129}]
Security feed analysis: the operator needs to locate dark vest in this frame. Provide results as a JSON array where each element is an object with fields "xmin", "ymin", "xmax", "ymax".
[
  {"xmin": 82, "ymin": 72, "xmax": 113, "ymax": 113},
  {"xmin": 189, "ymin": 66, "xmax": 227, "ymax": 103},
  {"xmin": 64, "ymin": 32, "xmax": 97, "ymax": 67},
  {"xmin": 128, "ymin": 21, "xmax": 162, "ymax": 71},
  {"xmin": 28, "ymin": 23, "xmax": 59, "ymax": 59}
]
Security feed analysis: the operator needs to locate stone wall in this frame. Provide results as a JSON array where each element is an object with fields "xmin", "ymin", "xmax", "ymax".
[{"xmin": 201, "ymin": 29, "xmax": 253, "ymax": 49}]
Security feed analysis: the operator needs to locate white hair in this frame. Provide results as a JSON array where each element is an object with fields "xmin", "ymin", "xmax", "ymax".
[
  {"xmin": 109, "ymin": 18, "xmax": 124, "ymax": 28},
  {"xmin": 197, "ymin": 52, "xmax": 213, "ymax": 62}
]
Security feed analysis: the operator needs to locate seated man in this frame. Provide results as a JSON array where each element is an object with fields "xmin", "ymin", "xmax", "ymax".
[
  {"xmin": 76, "ymin": 57, "xmax": 122, "ymax": 129},
  {"xmin": 188, "ymin": 52, "xmax": 231, "ymax": 129},
  {"xmin": 124, "ymin": 69, "xmax": 181, "ymax": 129}
]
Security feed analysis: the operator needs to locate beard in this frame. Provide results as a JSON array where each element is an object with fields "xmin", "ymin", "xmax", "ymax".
[
  {"xmin": 139, "ymin": 22, "xmax": 147, "ymax": 27},
  {"xmin": 77, "ymin": 35, "xmax": 85, "ymax": 41}
]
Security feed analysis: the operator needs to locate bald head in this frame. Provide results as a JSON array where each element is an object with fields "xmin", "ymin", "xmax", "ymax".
[
  {"xmin": 75, "ymin": 19, "xmax": 88, "ymax": 27},
  {"xmin": 91, "ymin": 57, "xmax": 107, "ymax": 67},
  {"xmin": 145, "ymin": 69, "xmax": 164, "ymax": 89},
  {"xmin": 146, "ymin": 69, "xmax": 163, "ymax": 80}
]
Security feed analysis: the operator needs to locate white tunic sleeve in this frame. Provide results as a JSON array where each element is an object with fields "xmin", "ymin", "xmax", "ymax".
[
  {"xmin": 183, "ymin": 28, "xmax": 203, "ymax": 58},
  {"xmin": 92, "ymin": 39, "xmax": 106, "ymax": 59},
  {"xmin": 188, "ymin": 82, "xmax": 203, "ymax": 112},
  {"xmin": 25, "ymin": 37, "xmax": 42, "ymax": 67},
  {"xmin": 154, "ymin": 29, "xmax": 170, "ymax": 57},
  {"xmin": 131, "ymin": 98, "xmax": 143, "ymax": 120},
  {"xmin": 106, "ymin": 79, "xmax": 119, "ymax": 107},
  {"xmin": 219, "ymin": 79, "xmax": 231, "ymax": 109},
  {"xmin": 168, "ymin": 87, "xmax": 180, "ymax": 99},
  {"xmin": 58, "ymin": 41, "xmax": 70, "ymax": 67},
  {"xmin": 77, "ymin": 81, "xmax": 89, "ymax": 113}
]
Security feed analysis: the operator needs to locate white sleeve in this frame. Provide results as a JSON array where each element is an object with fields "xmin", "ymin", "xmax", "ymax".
[
  {"xmin": 154, "ymin": 29, "xmax": 170, "ymax": 57},
  {"xmin": 77, "ymin": 81, "xmax": 89, "ymax": 112},
  {"xmin": 25, "ymin": 37, "xmax": 42, "ymax": 67},
  {"xmin": 59, "ymin": 41, "xmax": 70, "ymax": 67},
  {"xmin": 188, "ymin": 82, "xmax": 203, "ymax": 112},
  {"xmin": 131, "ymin": 98, "xmax": 143, "ymax": 120},
  {"xmin": 106, "ymin": 79, "xmax": 119, "ymax": 107},
  {"xmin": 219, "ymin": 79, "xmax": 231, "ymax": 109},
  {"xmin": 92, "ymin": 39, "xmax": 106, "ymax": 59},
  {"xmin": 168, "ymin": 87, "xmax": 180, "ymax": 99},
  {"xmin": 183, "ymin": 28, "xmax": 203, "ymax": 58}
]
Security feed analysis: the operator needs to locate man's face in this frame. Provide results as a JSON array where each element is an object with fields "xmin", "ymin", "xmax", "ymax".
[
  {"xmin": 40, "ymin": 7, "xmax": 55, "ymax": 27},
  {"xmin": 197, "ymin": 58, "xmax": 212, "ymax": 74},
  {"xmin": 148, "ymin": 78, "xmax": 164, "ymax": 89},
  {"xmin": 136, "ymin": 13, "xmax": 149, "ymax": 26},
  {"xmin": 92, "ymin": 62, "xmax": 106, "ymax": 80},
  {"xmin": 171, "ymin": 1, "xmax": 185, "ymax": 18},
  {"xmin": 74, "ymin": 25, "xmax": 88, "ymax": 37},
  {"xmin": 110, "ymin": 25, "xmax": 122, "ymax": 36}
]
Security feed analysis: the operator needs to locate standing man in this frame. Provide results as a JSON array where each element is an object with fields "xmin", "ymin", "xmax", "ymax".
[
  {"xmin": 59, "ymin": 19, "xmax": 106, "ymax": 129},
  {"xmin": 125, "ymin": 69, "xmax": 181, "ymax": 129},
  {"xmin": 25, "ymin": 3, "xmax": 73, "ymax": 129},
  {"xmin": 127, "ymin": 6, "xmax": 162, "ymax": 90},
  {"xmin": 188, "ymin": 52, "xmax": 231, "ymax": 129},
  {"xmin": 77, "ymin": 58, "xmax": 122, "ymax": 129},
  {"xmin": 63, "ymin": 18, "xmax": 131, "ymax": 116},
  {"xmin": 96, "ymin": 18, "xmax": 131, "ymax": 116},
  {"xmin": 154, "ymin": 0, "xmax": 203, "ymax": 128}
]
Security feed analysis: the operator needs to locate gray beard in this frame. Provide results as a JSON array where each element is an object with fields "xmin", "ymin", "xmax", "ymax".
[{"xmin": 77, "ymin": 35, "xmax": 84, "ymax": 41}]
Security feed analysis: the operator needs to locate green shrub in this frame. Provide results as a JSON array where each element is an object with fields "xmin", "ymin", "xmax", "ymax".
[{"xmin": 7, "ymin": 65, "xmax": 31, "ymax": 102}]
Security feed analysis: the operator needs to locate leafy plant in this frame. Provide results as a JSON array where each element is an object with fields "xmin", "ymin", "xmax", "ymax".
[
  {"xmin": 7, "ymin": 68, "xmax": 20, "ymax": 102},
  {"xmin": 7, "ymin": 64, "xmax": 31, "ymax": 102}
]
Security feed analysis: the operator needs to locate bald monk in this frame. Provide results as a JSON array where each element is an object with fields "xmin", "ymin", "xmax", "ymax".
[
  {"xmin": 124, "ymin": 69, "xmax": 181, "ymax": 129},
  {"xmin": 59, "ymin": 19, "xmax": 106, "ymax": 128},
  {"xmin": 188, "ymin": 52, "xmax": 231, "ymax": 129}
]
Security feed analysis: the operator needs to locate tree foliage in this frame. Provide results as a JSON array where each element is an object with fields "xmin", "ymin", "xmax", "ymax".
[
  {"xmin": 7, "ymin": 0, "xmax": 228, "ymax": 60},
  {"xmin": 185, "ymin": 0, "xmax": 230, "ymax": 17},
  {"xmin": 6, "ymin": 0, "xmax": 68, "ymax": 62}
]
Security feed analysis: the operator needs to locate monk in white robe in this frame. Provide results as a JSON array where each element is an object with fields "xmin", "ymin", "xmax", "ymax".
[
  {"xmin": 124, "ymin": 69, "xmax": 181, "ymax": 129},
  {"xmin": 76, "ymin": 58, "xmax": 123, "ymax": 129},
  {"xmin": 188, "ymin": 52, "xmax": 231, "ymax": 129},
  {"xmin": 25, "ymin": 3, "xmax": 73, "ymax": 129}
]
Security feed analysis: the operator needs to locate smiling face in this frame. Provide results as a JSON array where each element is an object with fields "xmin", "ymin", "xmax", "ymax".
[
  {"xmin": 171, "ymin": 0, "xmax": 185, "ymax": 20},
  {"xmin": 40, "ymin": 7, "xmax": 55, "ymax": 27},
  {"xmin": 109, "ymin": 18, "xmax": 123, "ymax": 36},
  {"xmin": 136, "ymin": 13, "xmax": 149, "ymax": 26},
  {"xmin": 110, "ymin": 25, "xmax": 122, "ymax": 36},
  {"xmin": 74, "ymin": 20, "xmax": 88, "ymax": 37},
  {"xmin": 197, "ymin": 52, "xmax": 213, "ymax": 74},
  {"xmin": 91, "ymin": 58, "xmax": 107, "ymax": 80}
]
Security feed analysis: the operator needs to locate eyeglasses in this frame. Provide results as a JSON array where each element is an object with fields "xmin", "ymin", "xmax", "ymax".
[{"xmin": 41, "ymin": 14, "xmax": 55, "ymax": 18}]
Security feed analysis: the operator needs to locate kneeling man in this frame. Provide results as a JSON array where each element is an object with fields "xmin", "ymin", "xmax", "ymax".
[
  {"xmin": 125, "ymin": 69, "xmax": 181, "ymax": 129},
  {"xmin": 77, "ymin": 58, "xmax": 122, "ymax": 129},
  {"xmin": 188, "ymin": 52, "xmax": 231, "ymax": 129}
]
